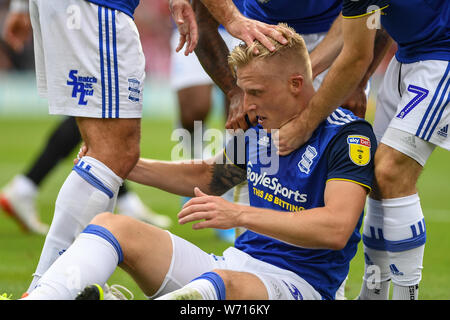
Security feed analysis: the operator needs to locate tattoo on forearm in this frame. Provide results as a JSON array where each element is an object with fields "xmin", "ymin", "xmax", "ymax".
[{"xmin": 209, "ymin": 163, "xmax": 246, "ymax": 196}]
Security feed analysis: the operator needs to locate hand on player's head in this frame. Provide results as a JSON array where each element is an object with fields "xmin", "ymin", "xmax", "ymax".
[{"xmin": 225, "ymin": 16, "xmax": 291, "ymax": 55}]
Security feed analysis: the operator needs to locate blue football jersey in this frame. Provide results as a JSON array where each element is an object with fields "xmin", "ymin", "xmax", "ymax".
[
  {"xmin": 342, "ymin": 0, "xmax": 450, "ymax": 63},
  {"xmin": 234, "ymin": 0, "xmax": 245, "ymax": 14},
  {"xmin": 226, "ymin": 107, "xmax": 376, "ymax": 299},
  {"xmin": 243, "ymin": 0, "xmax": 342, "ymax": 34},
  {"xmin": 86, "ymin": 0, "xmax": 139, "ymax": 18}
]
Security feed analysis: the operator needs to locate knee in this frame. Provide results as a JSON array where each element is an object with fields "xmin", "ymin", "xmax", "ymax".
[
  {"xmin": 178, "ymin": 88, "xmax": 212, "ymax": 131},
  {"xmin": 89, "ymin": 212, "xmax": 143, "ymax": 263},
  {"xmin": 210, "ymin": 269, "xmax": 239, "ymax": 297},
  {"xmin": 210, "ymin": 269, "xmax": 232, "ymax": 299},
  {"xmin": 108, "ymin": 142, "xmax": 140, "ymax": 178},
  {"xmin": 373, "ymin": 160, "xmax": 404, "ymax": 199},
  {"xmin": 117, "ymin": 129, "xmax": 141, "ymax": 168},
  {"xmin": 210, "ymin": 269, "xmax": 267, "ymax": 299},
  {"xmin": 180, "ymin": 108, "xmax": 209, "ymax": 131},
  {"xmin": 90, "ymin": 212, "xmax": 130, "ymax": 243},
  {"xmin": 122, "ymin": 144, "xmax": 140, "ymax": 169},
  {"xmin": 212, "ymin": 269, "xmax": 231, "ymax": 285},
  {"xmin": 373, "ymin": 146, "xmax": 419, "ymax": 197},
  {"xmin": 91, "ymin": 212, "xmax": 117, "ymax": 229},
  {"xmin": 374, "ymin": 158, "xmax": 397, "ymax": 188}
]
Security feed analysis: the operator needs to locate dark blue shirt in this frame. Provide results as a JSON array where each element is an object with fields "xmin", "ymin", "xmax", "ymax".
[
  {"xmin": 226, "ymin": 107, "xmax": 376, "ymax": 299},
  {"xmin": 342, "ymin": 0, "xmax": 450, "ymax": 63},
  {"xmin": 243, "ymin": 0, "xmax": 342, "ymax": 34}
]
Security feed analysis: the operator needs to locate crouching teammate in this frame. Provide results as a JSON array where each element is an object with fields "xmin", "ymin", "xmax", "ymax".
[{"xmin": 21, "ymin": 25, "xmax": 376, "ymax": 300}]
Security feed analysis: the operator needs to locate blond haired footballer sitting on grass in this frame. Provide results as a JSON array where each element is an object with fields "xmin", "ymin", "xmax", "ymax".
[{"xmin": 16, "ymin": 24, "xmax": 377, "ymax": 300}]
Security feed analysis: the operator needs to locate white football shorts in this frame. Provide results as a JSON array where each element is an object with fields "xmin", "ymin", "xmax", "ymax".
[
  {"xmin": 150, "ymin": 232, "xmax": 322, "ymax": 300},
  {"xmin": 30, "ymin": 0, "xmax": 146, "ymax": 118},
  {"xmin": 374, "ymin": 57, "xmax": 450, "ymax": 164}
]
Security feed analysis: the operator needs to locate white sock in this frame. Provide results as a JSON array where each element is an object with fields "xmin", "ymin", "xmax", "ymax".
[
  {"xmin": 183, "ymin": 279, "xmax": 218, "ymax": 300},
  {"xmin": 359, "ymin": 278, "xmax": 391, "ymax": 300},
  {"xmin": 157, "ymin": 279, "xmax": 219, "ymax": 300},
  {"xmin": 389, "ymin": 246, "xmax": 424, "ymax": 300},
  {"xmin": 392, "ymin": 284, "xmax": 419, "ymax": 300},
  {"xmin": 157, "ymin": 272, "xmax": 225, "ymax": 300},
  {"xmin": 27, "ymin": 156, "xmax": 122, "ymax": 292},
  {"xmin": 360, "ymin": 198, "xmax": 391, "ymax": 300},
  {"xmin": 24, "ymin": 225, "xmax": 122, "ymax": 300},
  {"xmin": 359, "ymin": 245, "xmax": 392, "ymax": 300},
  {"xmin": 383, "ymin": 194, "xmax": 425, "ymax": 299}
]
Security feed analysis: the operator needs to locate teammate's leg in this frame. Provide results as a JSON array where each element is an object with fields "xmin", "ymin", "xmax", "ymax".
[
  {"xmin": 27, "ymin": 0, "xmax": 148, "ymax": 293},
  {"xmin": 361, "ymin": 144, "xmax": 426, "ymax": 299},
  {"xmin": 362, "ymin": 57, "xmax": 449, "ymax": 300},
  {"xmin": 358, "ymin": 196, "xmax": 392, "ymax": 300},
  {"xmin": 177, "ymin": 84, "xmax": 213, "ymax": 159},
  {"xmin": 358, "ymin": 57, "xmax": 398, "ymax": 300},
  {"xmin": 371, "ymin": 143, "xmax": 427, "ymax": 300},
  {"xmin": 27, "ymin": 118, "xmax": 140, "ymax": 292},
  {"xmin": 25, "ymin": 212, "xmax": 213, "ymax": 299}
]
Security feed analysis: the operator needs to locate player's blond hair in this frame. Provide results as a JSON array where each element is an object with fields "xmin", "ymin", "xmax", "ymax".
[{"xmin": 228, "ymin": 23, "xmax": 312, "ymax": 81}]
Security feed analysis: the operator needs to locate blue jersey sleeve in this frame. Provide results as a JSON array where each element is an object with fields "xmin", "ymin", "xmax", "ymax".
[
  {"xmin": 326, "ymin": 121, "xmax": 377, "ymax": 191},
  {"xmin": 342, "ymin": 0, "xmax": 389, "ymax": 18}
]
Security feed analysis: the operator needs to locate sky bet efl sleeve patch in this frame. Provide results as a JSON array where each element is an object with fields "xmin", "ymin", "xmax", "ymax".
[
  {"xmin": 347, "ymin": 135, "xmax": 371, "ymax": 166},
  {"xmin": 326, "ymin": 122, "xmax": 377, "ymax": 191}
]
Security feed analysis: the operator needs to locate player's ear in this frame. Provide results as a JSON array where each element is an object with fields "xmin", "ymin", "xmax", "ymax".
[{"xmin": 289, "ymin": 74, "xmax": 304, "ymax": 95}]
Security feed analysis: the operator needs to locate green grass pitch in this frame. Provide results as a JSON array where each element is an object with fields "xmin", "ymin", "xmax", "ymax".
[{"xmin": 0, "ymin": 115, "xmax": 449, "ymax": 300}]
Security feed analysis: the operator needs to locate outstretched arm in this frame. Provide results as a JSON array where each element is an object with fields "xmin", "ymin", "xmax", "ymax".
[
  {"xmin": 127, "ymin": 151, "xmax": 246, "ymax": 197},
  {"xmin": 76, "ymin": 143, "xmax": 246, "ymax": 197},
  {"xmin": 179, "ymin": 180, "xmax": 367, "ymax": 250}
]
